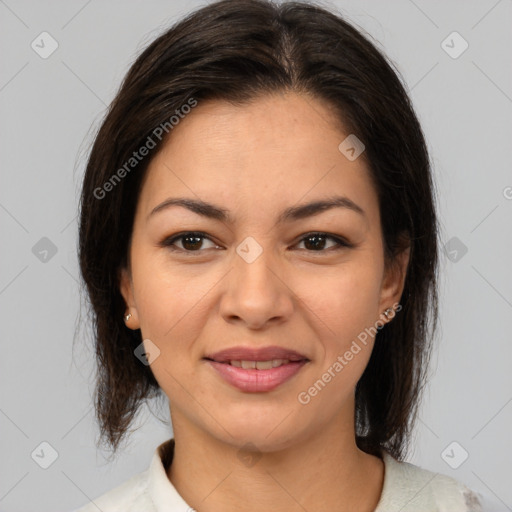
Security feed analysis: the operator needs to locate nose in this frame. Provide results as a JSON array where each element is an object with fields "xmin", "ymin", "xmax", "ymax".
[{"xmin": 219, "ymin": 245, "xmax": 295, "ymax": 330}]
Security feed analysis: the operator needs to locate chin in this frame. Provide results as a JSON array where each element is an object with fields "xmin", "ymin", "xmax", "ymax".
[
  {"xmin": 224, "ymin": 430, "xmax": 299, "ymax": 454},
  {"xmin": 208, "ymin": 411, "xmax": 308, "ymax": 453}
]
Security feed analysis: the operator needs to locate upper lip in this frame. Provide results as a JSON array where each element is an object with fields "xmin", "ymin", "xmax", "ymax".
[{"xmin": 204, "ymin": 345, "xmax": 309, "ymax": 363}]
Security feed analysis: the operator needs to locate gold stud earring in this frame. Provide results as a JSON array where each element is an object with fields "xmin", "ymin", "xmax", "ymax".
[{"xmin": 383, "ymin": 307, "xmax": 394, "ymax": 319}]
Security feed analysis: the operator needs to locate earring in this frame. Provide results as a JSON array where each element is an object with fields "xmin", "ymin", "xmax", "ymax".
[
  {"xmin": 383, "ymin": 307, "xmax": 394, "ymax": 319},
  {"xmin": 124, "ymin": 312, "xmax": 132, "ymax": 322}
]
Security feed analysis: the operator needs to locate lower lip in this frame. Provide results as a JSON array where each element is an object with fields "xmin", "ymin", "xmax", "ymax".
[{"xmin": 206, "ymin": 360, "xmax": 308, "ymax": 392}]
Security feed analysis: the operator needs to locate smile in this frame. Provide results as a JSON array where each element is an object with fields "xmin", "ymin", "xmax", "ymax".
[
  {"xmin": 203, "ymin": 345, "xmax": 310, "ymax": 392},
  {"xmin": 226, "ymin": 359, "xmax": 291, "ymax": 369}
]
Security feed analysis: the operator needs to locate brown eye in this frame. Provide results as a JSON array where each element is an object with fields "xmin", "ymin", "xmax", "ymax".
[
  {"xmin": 180, "ymin": 234, "xmax": 205, "ymax": 251},
  {"xmin": 296, "ymin": 233, "xmax": 351, "ymax": 252},
  {"xmin": 161, "ymin": 232, "xmax": 220, "ymax": 252}
]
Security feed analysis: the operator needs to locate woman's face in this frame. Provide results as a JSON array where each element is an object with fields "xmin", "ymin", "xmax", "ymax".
[{"xmin": 120, "ymin": 92, "xmax": 408, "ymax": 451}]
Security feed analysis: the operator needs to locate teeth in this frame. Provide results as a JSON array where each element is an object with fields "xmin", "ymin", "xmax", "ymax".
[
  {"xmin": 256, "ymin": 360, "xmax": 273, "ymax": 370},
  {"xmin": 229, "ymin": 359, "xmax": 290, "ymax": 369}
]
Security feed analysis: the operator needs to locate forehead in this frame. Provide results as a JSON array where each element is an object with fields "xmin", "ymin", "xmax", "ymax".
[{"xmin": 137, "ymin": 93, "xmax": 378, "ymax": 226}]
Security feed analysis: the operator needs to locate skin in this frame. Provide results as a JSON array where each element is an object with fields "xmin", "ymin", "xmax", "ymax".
[{"xmin": 120, "ymin": 91, "xmax": 410, "ymax": 512}]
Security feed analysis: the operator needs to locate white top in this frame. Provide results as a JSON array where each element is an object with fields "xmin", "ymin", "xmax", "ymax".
[{"xmin": 74, "ymin": 439, "xmax": 484, "ymax": 512}]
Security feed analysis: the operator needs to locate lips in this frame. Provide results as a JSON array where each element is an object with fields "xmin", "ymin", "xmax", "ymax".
[
  {"xmin": 204, "ymin": 345, "xmax": 309, "ymax": 363},
  {"xmin": 203, "ymin": 345, "xmax": 310, "ymax": 392}
]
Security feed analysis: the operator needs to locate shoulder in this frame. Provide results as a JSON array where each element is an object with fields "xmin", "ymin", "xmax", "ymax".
[
  {"xmin": 71, "ymin": 438, "xmax": 191, "ymax": 512},
  {"xmin": 375, "ymin": 451, "xmax": 483, "ymax": 512},
  {"xmin": 72, "ymin": 468, "xmax": 153, "ymax": 512}
]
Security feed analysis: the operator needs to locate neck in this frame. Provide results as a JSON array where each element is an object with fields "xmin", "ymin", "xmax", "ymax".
[{"xmin": 167, "ymin": 409, "xmax": 384, "ymax": 512}]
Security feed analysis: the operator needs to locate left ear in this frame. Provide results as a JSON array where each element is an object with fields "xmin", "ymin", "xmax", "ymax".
[{"xmin": 377, "ymin": 238, "xmax": 410, "ymax": 318}]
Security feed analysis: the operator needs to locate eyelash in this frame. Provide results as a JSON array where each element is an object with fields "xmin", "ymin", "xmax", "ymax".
[{"xmin": 160, "ymin": 231, "xmax": 352, "ymax": 254}]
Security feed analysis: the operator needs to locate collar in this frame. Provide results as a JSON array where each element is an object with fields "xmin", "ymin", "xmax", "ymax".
[{"xmin": 148, "ymin": 438, "xmax": 191, "ymax": 511}]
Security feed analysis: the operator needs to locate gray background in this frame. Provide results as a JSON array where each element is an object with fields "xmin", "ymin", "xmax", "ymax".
[{"xmin": 1, "ymin": 0, "xmax": 511, "ymax": 511}]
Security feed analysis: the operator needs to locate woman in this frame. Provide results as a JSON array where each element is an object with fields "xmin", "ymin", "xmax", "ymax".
[{"xmin": 75, "ymin": 0, "xmax": 484, "ymax": 510}]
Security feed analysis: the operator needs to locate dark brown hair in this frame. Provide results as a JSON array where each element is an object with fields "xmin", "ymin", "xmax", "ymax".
[{"xmin": 77, "ymin": 0, "xmax": 439, "ymax": 460}]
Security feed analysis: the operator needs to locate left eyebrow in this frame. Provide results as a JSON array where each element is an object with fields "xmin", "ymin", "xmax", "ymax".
[
  {"xmin": 147, "ymin": 195, "xmax": 366, "ymax": 224},
  {"xmin": 277, "ymin": 196, "xmax": 366, "ymax": 224}
]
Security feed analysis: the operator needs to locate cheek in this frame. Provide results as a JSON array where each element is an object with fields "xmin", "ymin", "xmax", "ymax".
[
  {"xmin": 294, "ymin": 268, "xmax": 381, "ymax": 417},
  {"xmin": 131, "ymin": 264, "xmax": 210, "ymax": 394},
  {"xmin": 130, "ymin": 253, "xmax": 211, "ymax": 347},
  {"xmin": 300, "ymin": 260, "xmax": 382, "ymax": 345}
]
